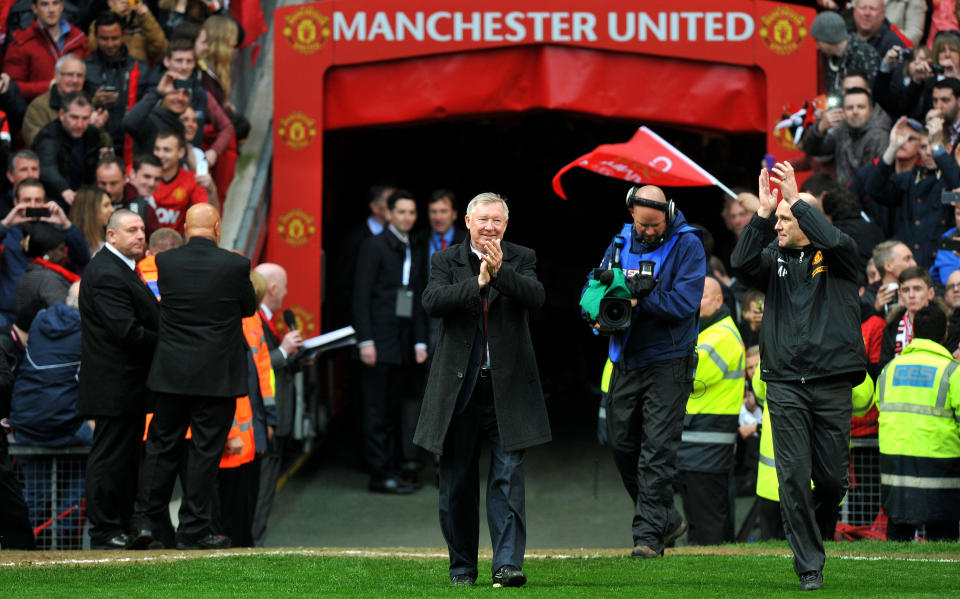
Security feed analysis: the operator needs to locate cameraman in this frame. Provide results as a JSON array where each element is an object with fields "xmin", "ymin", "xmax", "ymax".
[{"xmin": 584, "ymin": 185, "xmax": 705, "ymax": 559}]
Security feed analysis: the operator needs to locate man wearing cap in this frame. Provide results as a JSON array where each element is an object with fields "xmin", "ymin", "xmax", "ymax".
[
  {"xmin": 810, "ymin": 10, "xmax": 881, "ymax": 97},
  {"xmin": 583, "ymin": 185, "xmax": 705, "ymax": 559}
]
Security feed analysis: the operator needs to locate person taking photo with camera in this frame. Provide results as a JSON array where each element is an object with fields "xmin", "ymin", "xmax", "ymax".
[{"xmin": 584, "ymin": 184, "xmax": 705, "ymax": 559}]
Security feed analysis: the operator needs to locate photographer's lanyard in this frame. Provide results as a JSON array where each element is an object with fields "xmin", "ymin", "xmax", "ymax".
[
  {"xmin": 395, "ymin": 238, "xmax": 415, "ymax": 319},
  {"xmin": 402, "ymin": 243, "xmax": 411, "ymax": 287}
]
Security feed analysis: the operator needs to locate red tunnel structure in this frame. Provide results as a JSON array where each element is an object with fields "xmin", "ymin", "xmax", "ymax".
[{"xmin": 271, "ymin": 0, "xmax": 817, "ymax": 333}]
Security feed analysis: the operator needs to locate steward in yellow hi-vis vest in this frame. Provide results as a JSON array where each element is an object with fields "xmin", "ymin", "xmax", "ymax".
[
  {"xmin": 875, "ymin": 305, "xmax": 960, "ymax": 542},
  {"xmin": 677, "ymin": 277, "xmax": 744, "ymax": 545},
  {"xmin": 753, "ymin": 362, "xmax": 875, "ymax": 540}
]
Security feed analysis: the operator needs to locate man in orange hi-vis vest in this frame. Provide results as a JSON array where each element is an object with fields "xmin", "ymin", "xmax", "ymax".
[{"xmin": 213, "ymin": 270, "xmax": 275, "ymax": 547}]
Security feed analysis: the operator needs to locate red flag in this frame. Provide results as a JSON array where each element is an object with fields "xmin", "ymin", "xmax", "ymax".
[
  {"xmin": 552, "ymin": 126, "xmax": 734, "ymax": 199},
  {"xmin": 230, "ymin": 0, "xmax": 268, "ymax": 49}
]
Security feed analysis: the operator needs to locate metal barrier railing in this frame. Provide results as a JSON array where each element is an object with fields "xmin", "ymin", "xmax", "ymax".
[
  {"xmin": 837, "ymin": 437, "xmax": 885, "ymax": 540},
  {"xmin": 8, "ymin": 445, "xmax": 90, "ymax": 550}
]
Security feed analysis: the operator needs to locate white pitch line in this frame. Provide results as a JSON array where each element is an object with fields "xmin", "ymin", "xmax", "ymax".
[{"xmin": 3, "ymin": 548, "xmax": 959, "ymax": 568}]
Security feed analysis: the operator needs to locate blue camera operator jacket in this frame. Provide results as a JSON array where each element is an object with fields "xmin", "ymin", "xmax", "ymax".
[{"xmin": 587, "ymin": 210, "xmax": 706, "ymax": 369}]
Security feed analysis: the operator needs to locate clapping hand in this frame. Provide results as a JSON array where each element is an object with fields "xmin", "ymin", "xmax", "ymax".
[
  {"xmin": 769, "ymin": 162, "xmax": 800, "ymax": 205},
  {"xmin": 757, "ymin": 168, "xmax": 779, "ymax": 218}
]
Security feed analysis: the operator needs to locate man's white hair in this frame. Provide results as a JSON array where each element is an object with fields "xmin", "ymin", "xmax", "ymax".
[
  {"xmin": 55, "ymin": 53, "xmax": 84, "ymax": 77},
  {"xmin": 465, "ymin": 192, "xmax": 509, "ymax": 220}
]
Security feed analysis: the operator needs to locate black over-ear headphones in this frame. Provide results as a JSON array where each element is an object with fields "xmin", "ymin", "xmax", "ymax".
[{"xmin": 625, "ymin": 186, "xmax": 676, "ymax": 222}]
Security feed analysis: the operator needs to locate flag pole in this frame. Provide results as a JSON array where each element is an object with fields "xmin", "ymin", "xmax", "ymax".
[{"xmin": 639, "ymin": 127, "xmax": 738, "ymax": 200}]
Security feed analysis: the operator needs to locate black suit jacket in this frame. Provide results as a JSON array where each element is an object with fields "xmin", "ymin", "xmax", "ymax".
[
  {"xmin": 259, "ymin": 311, "xmax": 298, "ymax": 438},
  {"xmin": 413, "ymin": 239, "xmax": 551, "ymax": 454},
  {"xmin": 415, "ymin": 226, "xmax": 467, "ymax": 275},
  {"xmin": 146, "ymin": 237, "xmax": 257, "ymax": 398},
  {"xmin": 78, "ymin": 247, "xmax": 160, "ymax": 417},
  {"xmin": 353, "ymin": 229, "xmax": 428, "ymax": 365}
]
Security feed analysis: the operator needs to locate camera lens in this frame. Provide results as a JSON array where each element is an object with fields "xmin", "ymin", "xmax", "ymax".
[{"xmin": 605, "ymin": 303, "xmax": 625, "ymax": 321}]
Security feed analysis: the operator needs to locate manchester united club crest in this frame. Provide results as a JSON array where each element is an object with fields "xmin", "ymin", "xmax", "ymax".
[
  {"xmin": 277, "ymin": 111, "xmax": 317, "ymax": 151},
  {"xmin": 759, "ymin": 6, "xmax": 807, "ymax": 56},
  {"xmin": 812, "ymin": 250, "xmax": 823, "ymax": 265},
  {"xmin": 279, "ymin": 305, "xmax": 317, "ymax": 335},
  {"xmin": 282, "ymin": 6, "xmax": 331, "ymax": 55},
  {"xmin": 277, "ymin": 209, "xmax": 316, "ymax": 248}
]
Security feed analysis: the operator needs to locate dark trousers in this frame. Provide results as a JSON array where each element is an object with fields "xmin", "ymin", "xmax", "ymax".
[
  {"xmin": 0, "ymin": 442, "xmax": 35, "ymax": 549},
  {"xmin": 133, "ymin": 393, "xmax": 235, "ymax": 541},
  {"xmin": 251, "ymin": 435, "xmax": 286, "ymax": 547},
  {"xmin": 887, "ymin": 520, "xmax": 959, "ymax": 542},
  {"xmin": 361, "ymin": 363, "xmax": 420, "ymax": 479},
  {"xmin": 213, "ymin": 457, "xmax": 260, "ymax": 547},
  {"xmin": 678, "ymin": 471, "xmax": 732, "ymax": 545},
  {"xmin": 439, "ymin": 375, "xmax": 525, "ymax": 580},
  {"xmin": 767, "ymin": 378, "xmax": 851, "ymax": 576},
  {"xmin": 86, "ymin": 414, "xmax": 143, "ymax": 542},
  {"xmin": 758, "ymin": 497, "xmax": 786, "ymax": 541},
  {"xmin": 607, "ymin": 355, "xmax": 693, "ymax": 552}
]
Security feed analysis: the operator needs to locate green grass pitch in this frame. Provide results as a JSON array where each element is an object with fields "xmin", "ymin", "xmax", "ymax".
[{"xmin": 1, "ymin": 542, "xmax": 958, "ymax": 598}]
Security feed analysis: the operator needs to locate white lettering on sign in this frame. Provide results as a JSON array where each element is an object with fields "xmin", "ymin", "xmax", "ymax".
[
  {"xmin": 155, "ymin": 207, "xmax": 182, "ymax": 225},
  {"xmin": 331, "ymin": 11, "xmax": 749, "ymax": 44},
  {"xmin": 608, "ymin": 11, "xmax": 753, "ymax": 42}
]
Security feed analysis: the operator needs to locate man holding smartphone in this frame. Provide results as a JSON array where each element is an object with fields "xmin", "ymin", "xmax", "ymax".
[
  {"xmin": 85, "ymin": 11, "xmax": 149, "ymax": 157},
  {"xmin": 0, "ymin": 179, "xmax": 90, "ymax": 326},
  {"xmin": 866, "ymin": 114, "xmax": 959, "ymax": 268}
]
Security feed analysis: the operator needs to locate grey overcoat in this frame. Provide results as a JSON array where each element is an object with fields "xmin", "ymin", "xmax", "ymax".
[{"xmin": 413, "ymin": 239, "xmax": 551, "ymax": 454}]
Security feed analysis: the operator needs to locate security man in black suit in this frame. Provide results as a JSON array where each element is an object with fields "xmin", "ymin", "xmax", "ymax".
[
  {"xmin": 129, "ymin": 203, "xmax": 257, "ymax": 550},
  {"xmin": 414, "ymin": 192, "xmax": 551, "ymax": 588},
  {"xmin": 79, "ymin": 209, "xmax": 160, "ymax": 550},
  {"xmin": 354, "ymin": 189, "xmax": 428, "ymax": 494}
]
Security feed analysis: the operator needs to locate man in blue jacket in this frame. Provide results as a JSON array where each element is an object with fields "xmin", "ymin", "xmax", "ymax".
[{"xmin": 587, "ymin": 185, "xmax": 705, "ymax": 558}]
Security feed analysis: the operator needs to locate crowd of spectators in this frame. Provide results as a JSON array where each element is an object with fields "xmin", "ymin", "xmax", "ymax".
[
  {"xmin": 709, "ymin": 0, "xmax": 960, "ymax": 544},
  {"xmin": 0, "ymin": 0, "xmax": 257, "ymax": 550}
]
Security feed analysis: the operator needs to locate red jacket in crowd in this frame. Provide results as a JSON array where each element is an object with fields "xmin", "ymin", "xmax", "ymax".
[
  {"xmin": 4, "ymin": 20, "xmax": 89, "ymax": 101},
  {"xmin": 153, "ymin": 168, "xmax": 208, "ymax": 234}
]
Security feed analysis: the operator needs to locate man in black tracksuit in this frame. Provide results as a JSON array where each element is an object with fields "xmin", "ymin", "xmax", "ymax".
[{"xmin": 731, "ymin": 162, "xmax": 866, "ymax": 592}]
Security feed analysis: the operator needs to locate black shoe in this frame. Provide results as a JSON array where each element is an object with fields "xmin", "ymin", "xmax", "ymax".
[
  {"xmin": 492, "ymin": 565, "xmax": 526, "ymax": 588},
  {"xmin": 451, "ymin": 574, "xmax": 475, "ymax": 586},
  {"xmin": 92, "ymin": 534, "xmax": 129, "ymax": 550},
  {"xmin": 664, "ymin": 519, "xmax": 688, "ymax": 548},
  {"xmin": 799, "ymin": 571, "xmax": 823, "ymax": 591},
  {"xmin": 176, "ymin": 534, "xmax": 232, "ymax": 550},
  {"xmin": 630, "ymin": 544, "xmax": 661, "ymax": 559},
  {"xmin": 126, "ymin": 528, "xmax": 157, "ymax": 550},
  {"xmin": 399, "ymin": 468, "xmax": 424, "ymax": 490},
  {"xmin": 369, "ymin": 476, "xmax": 417, "ymax": 494}
]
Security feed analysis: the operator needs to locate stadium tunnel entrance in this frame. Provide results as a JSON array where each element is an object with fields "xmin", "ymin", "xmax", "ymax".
[
  {"xmin": 320, "ymin": 112, "xmax": 765, "ymax": 440},
  {"xmin": 271, "ymin": 0, "xmax": 818, "ymax": 346}
]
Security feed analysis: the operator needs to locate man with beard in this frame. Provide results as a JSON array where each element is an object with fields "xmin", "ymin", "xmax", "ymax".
[{"xmin": 586, "ymin": 185, "xmax": 705, "ymax": 559}]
